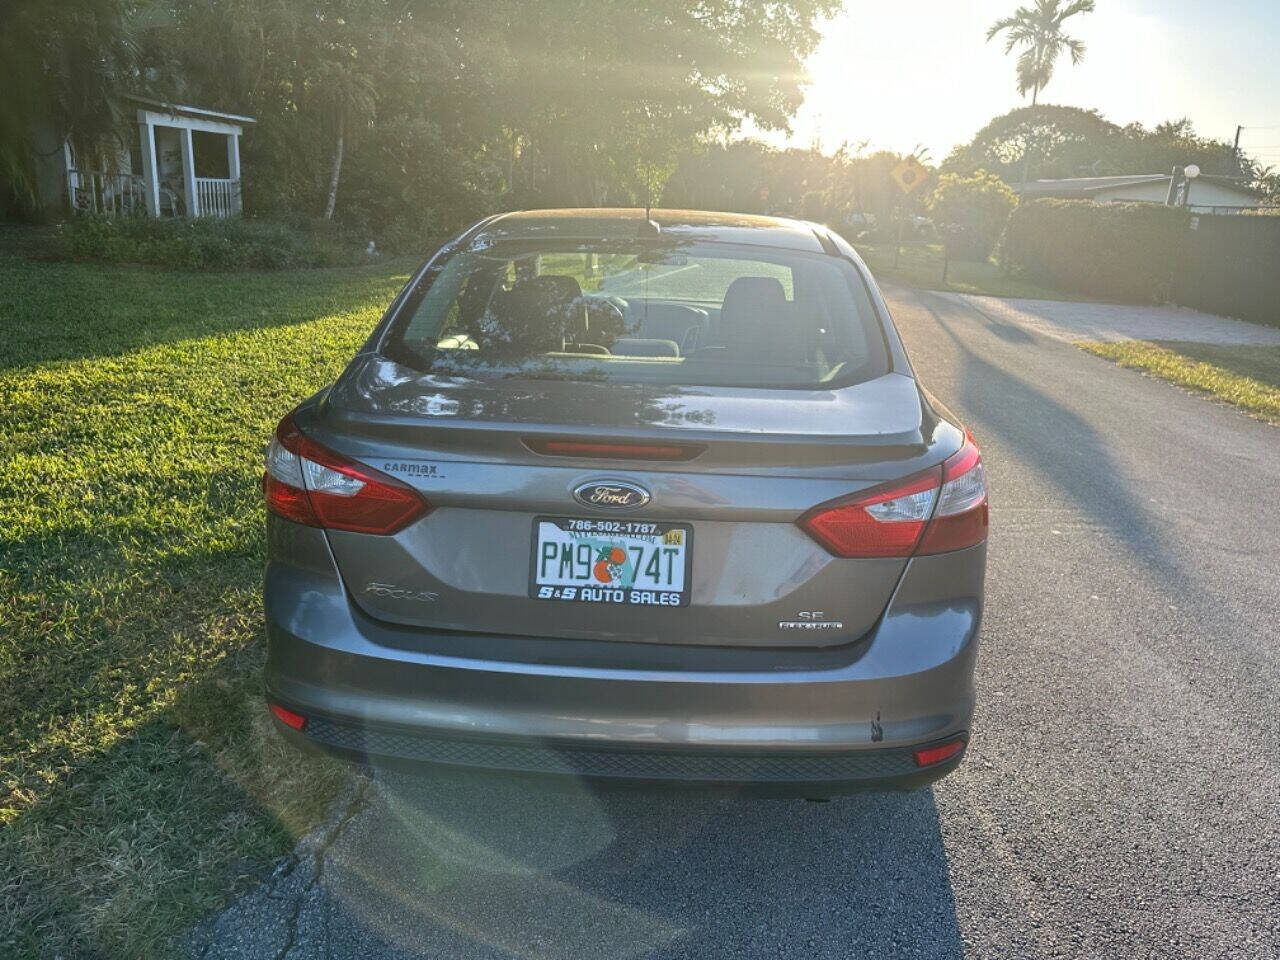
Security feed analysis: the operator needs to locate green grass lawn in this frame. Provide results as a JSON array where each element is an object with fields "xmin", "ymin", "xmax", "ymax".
[
  {"xmin": 0, "ymin": 243, "xmax": 416, "ymax": 956},
  {"xmin": 852, "ymin": 240, "xmax": 1088, "ymax": 301},
  {"xmin": 1079, "ymin": 340, "xmax": 1280, "ymax": 423}
]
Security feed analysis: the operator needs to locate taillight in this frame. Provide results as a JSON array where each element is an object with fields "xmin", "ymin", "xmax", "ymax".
[
  {"xmin": 916, "ymin": 432, "xmax": 988, "ymax": 555},
  {"xmin": 799, "ymin": 431, "xmax": 987, "ymax": 558},
  {"xmin": 524, "ymin": 437, "xmax": 705, "ymax": 461},
  {"xmin": 262, "ymin": 414, "xmax": 428, "ymax": 535},
  {"xmin": 798, "ymin": 468, "xmax": 942, "ymax": 558}
]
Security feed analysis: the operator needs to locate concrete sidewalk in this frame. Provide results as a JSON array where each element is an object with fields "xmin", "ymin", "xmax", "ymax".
[{"xmin": 940, "ymin": 293, "xmax": 1280, "ymax": 345}]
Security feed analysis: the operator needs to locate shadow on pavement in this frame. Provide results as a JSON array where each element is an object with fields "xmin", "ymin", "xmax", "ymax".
[
  {"xmin": 310, "ymin": 767, "xmax": 965, "ymax": 960},
  {"xmin": 915, "ymin": 291, "xmax": 1192, "ymax": 594}
]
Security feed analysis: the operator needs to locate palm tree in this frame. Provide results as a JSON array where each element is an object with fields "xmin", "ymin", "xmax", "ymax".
[{"xmin": 987, "ymin": 0, "xmax": 1095, "ymax": 105}]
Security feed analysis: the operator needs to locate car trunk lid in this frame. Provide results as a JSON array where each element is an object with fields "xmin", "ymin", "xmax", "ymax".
[{"xmin": 304, "ymin": 355, "xmax": 952, "ymax": 648}]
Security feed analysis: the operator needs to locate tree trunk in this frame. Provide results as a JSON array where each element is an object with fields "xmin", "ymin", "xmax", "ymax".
[
  {"xmin": 323, "ymin": 113, "xmax": 344, "ymax": 220},
  {"xmin": 1020, "ymin": 84, "xmax": 1040, "ymax": 190}
]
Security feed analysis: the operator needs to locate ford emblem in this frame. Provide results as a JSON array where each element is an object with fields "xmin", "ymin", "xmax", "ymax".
[{"xmin": 573, "ymin": 479, "xmax": 651, "ymax": 510}]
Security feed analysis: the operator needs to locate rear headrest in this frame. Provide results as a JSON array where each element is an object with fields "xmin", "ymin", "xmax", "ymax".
[
  {"xmin": 631, "ymin": 303, "xmax": 710, "ymax": 349},
  {"xmin": 485, "ymin": 274, "xmax": 586, "ymax": 352},
  {"xmin": 508, "ymin": 274, "xmax": 583, "ymax": 312},
  {"xmin": 719, "ymin": 276, "xmax": 788, "ymax": 356}
]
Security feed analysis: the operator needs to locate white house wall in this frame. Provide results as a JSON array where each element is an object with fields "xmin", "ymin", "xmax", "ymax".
[{"xmin": 1094, "ymin": 180, "xmax": 1259, "ymax": 209}]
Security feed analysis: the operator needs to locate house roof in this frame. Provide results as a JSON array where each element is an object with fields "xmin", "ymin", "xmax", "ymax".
[
  {"xmin": 125, "ymin": 95, "xmax": 256, "ymax": 125},
  {"xmin": 1019, "ymin": 174, "xmax": 1257, "ymax": 199}
]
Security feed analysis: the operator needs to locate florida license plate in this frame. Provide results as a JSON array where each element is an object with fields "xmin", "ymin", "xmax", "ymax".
[{"xmin": 530, "ymin": 517, "xmax": 692, "ymax": 606}]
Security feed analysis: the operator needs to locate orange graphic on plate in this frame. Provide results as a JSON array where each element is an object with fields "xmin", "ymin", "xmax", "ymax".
[{"xmin": 593, "ymin": 546, "xmax": 626, "ymax": 583}]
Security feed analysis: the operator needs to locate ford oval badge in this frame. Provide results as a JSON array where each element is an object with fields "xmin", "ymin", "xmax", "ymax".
[{"xmin": 573, "ymin": 479, "xmax": 651, "ymax": 510}]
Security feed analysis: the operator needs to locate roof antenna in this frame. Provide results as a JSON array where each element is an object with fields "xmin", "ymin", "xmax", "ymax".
[{"xmin": 639, "ymin": 163, "xmax": 660, "ymax": 236}]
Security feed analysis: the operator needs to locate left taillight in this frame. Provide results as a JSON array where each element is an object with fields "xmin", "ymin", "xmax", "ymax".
[{"xmin": 262, "ymin": 414, "xmax": 429, "ymax": 535}]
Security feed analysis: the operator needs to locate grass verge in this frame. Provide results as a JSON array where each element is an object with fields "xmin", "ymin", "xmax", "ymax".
[
  {"xmin": 1078, "ymin": 340, "xmax": 1280, "ymax": 423},
  {"xmin": 851, "ymin": 240, "xmax": 1087, "ymax": 301},
  {"xmin": 0, "ymin": 241, "xmax": 415, "ymax": 956}
]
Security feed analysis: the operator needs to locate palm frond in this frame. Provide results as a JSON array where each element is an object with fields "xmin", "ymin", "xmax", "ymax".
[
  {"xmin": 989, "ymin": 0, "xmax": 1093, "ymax": 100},
  {"xmin": 1057, "ymin": 0, "xmax": 1097, "ymax": 24}
]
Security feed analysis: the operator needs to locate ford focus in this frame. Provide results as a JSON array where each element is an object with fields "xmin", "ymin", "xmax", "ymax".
[{"xmin": 263, "ymin": 209, "xmax": 987, "ymax": 793}]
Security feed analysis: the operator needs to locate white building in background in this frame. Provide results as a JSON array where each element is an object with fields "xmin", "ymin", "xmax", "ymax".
[
  {"xmin": 34, "ymin": 95, "xmax": 255, "ymax": 219},
  {"xmin": 1018, "ymin": 174, "xmax": 1262, "ymax": 214}
]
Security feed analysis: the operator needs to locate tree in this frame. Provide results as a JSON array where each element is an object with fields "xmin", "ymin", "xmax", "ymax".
[
  {"xmin": 0, "ymin": 0, "xmax": 142, "ymax": 210},
  {"xmin": 986, "ymin": 0, "xmax": 1095, "ymax": 105},
  {"xmin": 156, "ymin": 0, "xmax": 501, "ymax": 230},
  {"xmin": 926, "ymin": 170, "xmax": 1018, "ymax": 261},
  {"xmin": 495, "ymin": 0, "xmax": 841, "ymax": 207},
  {"xmin": 154, "ymin": 0, "xmax": 839, "ymax": 231},
  {"xmin": 942, "ymin": 106, "xmax": 1251, "ymax": 185}
]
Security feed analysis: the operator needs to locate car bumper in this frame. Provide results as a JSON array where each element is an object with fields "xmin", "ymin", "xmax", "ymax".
[{"xmin": 264, "ymin": 524, "xmax": 983, "ymax": 792}]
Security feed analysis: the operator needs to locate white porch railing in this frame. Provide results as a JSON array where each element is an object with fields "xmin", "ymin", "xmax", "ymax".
[
  {"xmin": 69, "ymin": 170, "xmax": 242, "ymax": 218},
  {"xmin": 195, "ymin": 177, "xmax": 241, "ymax": 218},
  {"xmin": 68, "ymin": 170, "xmax": 147, "ymax": 216}
]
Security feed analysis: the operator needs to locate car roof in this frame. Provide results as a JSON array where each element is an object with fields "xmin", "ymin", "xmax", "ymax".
[{"xmin": 479, "ymin": 208, "xmax": 829, "ymax": 254}]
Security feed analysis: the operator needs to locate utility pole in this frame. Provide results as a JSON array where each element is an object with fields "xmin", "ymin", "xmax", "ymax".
[{"xmin": 1234, "ymin": 125, "xmax": 1244, "ymax": 176}]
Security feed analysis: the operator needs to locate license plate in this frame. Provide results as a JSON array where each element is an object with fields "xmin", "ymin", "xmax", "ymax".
[{"xmin": 530, "ymin": 517, "xmax": 692, "ymax": 606}]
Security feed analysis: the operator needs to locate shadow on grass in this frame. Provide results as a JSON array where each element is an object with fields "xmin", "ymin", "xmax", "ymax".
[
  {"xmin": 0, "ymin": 251, "xmax": 412, "ymax": 371},
  {"xmin": 0, "ymin": 528, "xmax": 350, "ymax": 958},
  {"xmin": 0, "ymin": 608, "xmax": 348, "ymax": 959},
  {"xmin": 0, "ymin": 249, "xmax": 409, "ymax": 957}
]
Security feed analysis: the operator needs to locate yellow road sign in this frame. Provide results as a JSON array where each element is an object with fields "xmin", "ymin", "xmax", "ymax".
[{"xmin": 891, "ymin": 157, "xmax": 928, "ymax": 195}]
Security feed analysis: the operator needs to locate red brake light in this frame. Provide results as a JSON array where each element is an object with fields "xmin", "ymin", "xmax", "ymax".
[
  {"xmin": 269, "ymin": 702, "xmax": 307, "ymax": 731},
  {"xmin": 798, "ymin": 468, "xmax": 942, "ymax": 558},
  {"xmin": 916, "ymin": 432, "xmax": 988, "ymax": 555},
  {"xmin": 798, "ymin": 431, "xmax": 988, "ymax": 559},
  {"xmin": 262, "ymin": 414, "xmax": 429, "ymax": 535},
  {"xmin": 913, "ymin": 737, "xmax": 966, "ymax": 767},
  {"xmin": 525, "ymin": 438, "xmax": 704, "ymax": 461}
]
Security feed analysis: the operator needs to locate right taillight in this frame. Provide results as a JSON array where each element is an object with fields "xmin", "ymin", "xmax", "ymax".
[
  {"xmin": 799, "ymin": 431, "xmax": 987, "ymax": 559},
  {"xmin": 916, "ymin": 431, "xmax": 988, "ymax": 555},
  {"xmin": 262, "ymin": 414, "xmax": 429, "ymax": 535}
]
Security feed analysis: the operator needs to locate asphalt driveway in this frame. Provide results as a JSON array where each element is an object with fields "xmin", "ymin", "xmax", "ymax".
[
  {"xmin": 188, "ymin": 287, "xmax": 1280, "ymax": 960},
  {"xmin": 946, "ymin": 292, "xmax": 1280, "ymax": 345}
]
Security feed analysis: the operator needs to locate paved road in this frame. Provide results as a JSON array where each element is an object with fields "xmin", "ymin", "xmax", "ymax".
[
  {"xmin": 189, "ymin": 287, "xmax": 1280, "ymax": 959},
  {"xmin": 947, "ymin": 292, "xmax": 1280, "ymax": 345}
]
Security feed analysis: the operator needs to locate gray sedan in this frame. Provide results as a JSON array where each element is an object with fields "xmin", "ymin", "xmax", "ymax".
[{"xmin": 262, "ymin": 209, "xmax": 987, "ymax": 794}]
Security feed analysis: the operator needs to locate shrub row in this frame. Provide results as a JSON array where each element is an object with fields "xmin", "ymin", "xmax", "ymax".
[
  {"xmin": 57, "ymin": 214, "xmax": 368, "ymax": 270},
  {"xmin": 927, "ymin": 170, "xmax": 1018, "ymax": 262},
  {"xmin": 1006, "ymin": 199, "xmax": 1191, "ymax": 303}
]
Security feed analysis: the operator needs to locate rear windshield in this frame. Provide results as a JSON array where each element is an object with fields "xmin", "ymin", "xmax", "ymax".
[{"xmin": 382, "ymin": 238, "xmax": 888, "ymax": 389}]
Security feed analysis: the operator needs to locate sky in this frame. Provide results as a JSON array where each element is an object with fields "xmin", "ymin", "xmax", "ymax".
[{"xmin": 754, "ymin": 0, "xmax": 1280, "ymax": 169}]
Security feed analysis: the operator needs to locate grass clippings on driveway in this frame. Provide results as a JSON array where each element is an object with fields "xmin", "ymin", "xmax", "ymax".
[
  {"xmin": 1079, "ymin": 340, "xmax": 1280, "ymax": 423},
  {"xmin": 0, "ymin": 247, "xmax": 414, "ymax": 957}
]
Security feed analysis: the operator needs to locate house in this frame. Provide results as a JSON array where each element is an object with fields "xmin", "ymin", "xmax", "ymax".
[
  {"xmin": 1018, "ymin": 174, "xmax": 1261, "ymax": 214},
  {"xmin": 33, "ymin": 95, "xmax": 255, "ymax": 219}
]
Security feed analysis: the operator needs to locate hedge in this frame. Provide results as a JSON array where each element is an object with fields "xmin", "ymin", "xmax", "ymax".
[
  {"xmin": 1006, "ymin": 199, "xmax": 1191, "ymax": 303},
  {"xmin": 927, "ymin": 170, "xmax": 1018, "ymax": 262},
  {"xmin": 57, "ymin": 214, "xmax": 368, "ymax": 270}
]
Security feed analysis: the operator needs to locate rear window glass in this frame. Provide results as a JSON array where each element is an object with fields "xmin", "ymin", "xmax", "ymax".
[{"xmin": 383, "ymin": 239, "xmax": 887, "ymax": 390}]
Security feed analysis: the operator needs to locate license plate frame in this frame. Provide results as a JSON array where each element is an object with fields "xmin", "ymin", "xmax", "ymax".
[{"xmin": 528, "ymin": 516, "xmax": 693, "ymax": 607}]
